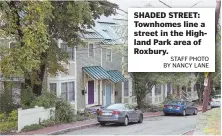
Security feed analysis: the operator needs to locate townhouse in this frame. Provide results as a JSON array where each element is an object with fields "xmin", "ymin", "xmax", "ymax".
[{"xmin": 48, "ymin": 16, "xmax": 134, "ymax": 112}]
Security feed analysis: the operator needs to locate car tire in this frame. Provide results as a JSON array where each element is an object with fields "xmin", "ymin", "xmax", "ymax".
[
  {"xmin": 164, "ymin": 113, "xmax": 169, "ymax": 116},
  {"xmin": 182, "ymin": 110, "xmax": 186, "ymax": 116},
  {"xmin": 138, "ymin": 114, "xmax": 143, "ymax": 123},
  {"xmin": 193, "ymin": 109, "xmax": 198, "ymax": 115},
  {"xmin": 100, "ymin": 122, "xmax": 106, "ymax": 126},
  {"xmin": 123, "ymin": 116, "xmax": 129, "ymax": 126}
]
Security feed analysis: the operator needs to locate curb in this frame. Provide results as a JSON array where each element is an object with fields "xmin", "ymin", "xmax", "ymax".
[
  {"xmin": 182, "ymin": 129, "xmax": 194, "ymax": 135},
  {"xmin": 47, "ymin": 113, "xmax": 164, "ymax": 135}
]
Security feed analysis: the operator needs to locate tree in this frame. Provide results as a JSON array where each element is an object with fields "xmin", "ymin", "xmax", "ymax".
[{"xmin": 0, "ymin": 1, "xmax": 118, "ymax": 96}]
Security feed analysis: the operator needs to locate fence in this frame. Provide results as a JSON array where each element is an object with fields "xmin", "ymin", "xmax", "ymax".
[{"xmin": 17, "ymin": 106, "xmax": 55, "ymax": 132}]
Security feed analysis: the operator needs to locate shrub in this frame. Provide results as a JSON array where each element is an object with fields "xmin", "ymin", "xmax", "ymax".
[
  {"xmin": 21, "ymin": 88, "xmax": 35, "ymax": 109},
  {"xmin": 55, "ymin": 98, "xmax": 75, "ymax": 123},
  {"xmin": 0, "ymin": 113, "xmax": 7, "ymax": 122},
  {"xmin": 41, "ymin": 119, "xmax": 56, "ymax": 127},
  {"xmin": 31, "ymin": 92, "xmax": 57, "ymax": 109},
  {"xmin": 22, "ymin": 124, "xmax": 44, "ymax": 132},
  {"xmin": 0, "ymin": 86, "xmax": 16, "ymax": 113},
  {"xmin": 0, "ymin": 110, "xmax": 18, "ymax": 133}
]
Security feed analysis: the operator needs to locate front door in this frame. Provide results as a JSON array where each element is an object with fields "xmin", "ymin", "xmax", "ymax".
[
  {"xmin": 88, "ymin": 81, "xmax": 94, "ymax": 104},
  {"xmin": 105, "ymin": 82, "xmax": 112, "ymax": 106}
]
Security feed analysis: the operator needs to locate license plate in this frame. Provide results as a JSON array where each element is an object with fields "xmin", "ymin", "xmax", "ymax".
[
  {"xmin": 102, "ymin": 112, "xmax": 112, "ymax": 116},
  {"xmin": 169, "ymin": 107, "xmax": 172, "ymax": 109}
]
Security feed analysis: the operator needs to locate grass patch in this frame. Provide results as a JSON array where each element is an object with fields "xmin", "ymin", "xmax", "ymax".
[{"xmin": 203, "ymin": 108, "xmax": 221, "ymax": 135}]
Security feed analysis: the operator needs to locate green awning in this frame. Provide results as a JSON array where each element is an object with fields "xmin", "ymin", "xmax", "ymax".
[
  {"xmin": 82, "ymin": 66, "xmax": 111, "ymax": 80},
  {"xmin": 107, "ymin": 70, "xmax": 128, "ymax": 83}
]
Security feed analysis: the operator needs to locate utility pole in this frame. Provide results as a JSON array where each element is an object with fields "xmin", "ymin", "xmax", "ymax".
[{"xmin": 202, "ymin": 0, "xmax": 221, "ymax": 113}]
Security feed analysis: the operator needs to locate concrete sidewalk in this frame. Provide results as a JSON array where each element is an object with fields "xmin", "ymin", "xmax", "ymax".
[{"xmin": 18, "ymin": 112, "xmax": 163, "ymax": 135}]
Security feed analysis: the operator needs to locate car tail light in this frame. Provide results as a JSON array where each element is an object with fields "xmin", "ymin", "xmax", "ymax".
[
  {"xmin": 210, "ymin": 98, "xmax": 213, "ymax": 102},
  {"xmin": 164, "ymin": 105, "xmax": 168, "ymax": 108},
  {"xmin": 97, "ymin": 109, "xmax": 102, "ymax": 115},
  {"xmin": 112, "ymin": 110, "xmax": 120, "ymax": 115},
  {"xmin": 175, "ymin": 106, "xmax": 180, "ymax": 109}
]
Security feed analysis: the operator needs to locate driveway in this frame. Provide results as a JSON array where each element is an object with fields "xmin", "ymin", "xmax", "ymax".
[{"xmin": 64, "ymin": 114, "xmax": 199, "ymax": 135}]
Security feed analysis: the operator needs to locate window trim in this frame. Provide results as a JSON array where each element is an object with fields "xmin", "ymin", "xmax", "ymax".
[
  {"xmin": 106, "ymin": 48, "xmax": 112, "ymax": 62},
  {"xmin": 9, "ymin": 41, "xmax": 16, "ymax": 48},
  {"xmin": 88, "ymin": 43, "xmax": 95, "ymax": 58}
]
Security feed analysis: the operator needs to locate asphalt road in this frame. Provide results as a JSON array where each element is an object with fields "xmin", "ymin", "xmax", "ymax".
[{"xmin": 64, "ymin": 114, "xmax": 200, "ymax": 135}]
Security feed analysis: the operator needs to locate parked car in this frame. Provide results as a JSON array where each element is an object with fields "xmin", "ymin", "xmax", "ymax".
[
  {"xmin": 210, "ymin": 94, "xmax": 221, "ymax": 108},
  {"xmin": 163, "ymin": 100, "xmax": 198, "ymax": 116},
  {"xmin": 97, "ymin": 103, "xmax": 143, "ymax": 126}
]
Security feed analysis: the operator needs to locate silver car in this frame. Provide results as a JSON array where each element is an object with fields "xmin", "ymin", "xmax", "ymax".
[
  {"xmin": 97, "ymin": 103, "xmax": 143, "ymax": 126},
  {"xmin": 210, "ymin": 94, "xmax": 221, "ymax": 108}
]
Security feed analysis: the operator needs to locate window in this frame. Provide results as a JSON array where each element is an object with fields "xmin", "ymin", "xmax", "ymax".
[
  {"xmin": 124, "ymin": 81, "xmax": 129, "ymax": 96},
  {"xmin": 88, "ymin": 43, "xmax": 94, "ymax": 57},
  {"xmin": 49, "ymin": 83, "xmax": 57, "ymax": 95},
  {"xmin": 61, "ymin": 43, "xmax": 75, "ymax": 61},
  {"xmin": 106, "ymin": 49, "xmax": 112, "ymax": 61},
  {"xmin": 155, "ymin": 84, "xmax": 161, "ymax": 95},
  {"xmin": 61, "ymin": 81, "xmax": 75, "ymax": 101},
  {"xmin": 106, "ymin": 104, "xmax": 125, "ymax": 110}
]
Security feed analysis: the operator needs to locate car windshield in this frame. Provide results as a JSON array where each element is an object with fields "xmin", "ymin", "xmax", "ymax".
[
  {"xmin": 106, "ymin": 104, "xmax": 125, "ymax": 110},
  {"xmin": 167, "ymin": 101, "xmax": 183, "ymax": 105},
  {"xmin": 212, "ymin": 95, "xmax": 221, "ymax": 99}
]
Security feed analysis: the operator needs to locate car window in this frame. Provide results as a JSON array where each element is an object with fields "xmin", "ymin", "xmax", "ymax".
[
  {"xmin": 106, "ymin": 104, "xmax": 125, "ymax": 110},
  {"xmin": 124, "ymin": 104, "xmax": 134, "ymax": 109},
  {"xmin": 212, "ymin": 95, "xmax": 221, "ymax": 99}
]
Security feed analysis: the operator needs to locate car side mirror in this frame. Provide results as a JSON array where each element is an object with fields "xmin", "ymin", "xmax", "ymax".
[{"xmin": 134, "ymin": 107, "xmax": 138, "ymax": 110}]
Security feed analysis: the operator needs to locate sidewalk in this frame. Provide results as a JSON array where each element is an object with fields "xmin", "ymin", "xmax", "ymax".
[
  {"xmin": 17, "ymin": 105, "xmax": 209, "ymax": 135},
  {"xmin": 18, "ymin": 111, "xmax": 163, "ymax": 135}
]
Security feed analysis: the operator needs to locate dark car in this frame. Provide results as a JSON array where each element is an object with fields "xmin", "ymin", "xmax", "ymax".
[
  {"xmin": 97, "ymin": 103, "xmax": 143, "ymax": 126},
  {"xmin": 163, "ymin": 100, "xmax": 198, "ymax": 116}
]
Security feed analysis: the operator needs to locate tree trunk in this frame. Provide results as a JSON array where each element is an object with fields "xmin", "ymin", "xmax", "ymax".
[
  {"xmin": 32, "ymin": 64, "xmax": 46, "ymax": 96},
  {"xmin": 137, "ymin": 95, "xmax": 144, "ymax": 110}
]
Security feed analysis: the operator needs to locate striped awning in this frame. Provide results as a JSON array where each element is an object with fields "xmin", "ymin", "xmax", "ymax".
[
  {"xmin": 107, "ymin": 70, "xmax": 127, "ymax": 83},
  {"xmin": 82, "ymin": 66, "xmax": 111, "ymax": 80}
]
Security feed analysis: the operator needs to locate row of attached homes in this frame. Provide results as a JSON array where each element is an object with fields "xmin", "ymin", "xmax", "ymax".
[{"xmin": 0, "ymin": 16, "xmax": 198, "ymax": 113}]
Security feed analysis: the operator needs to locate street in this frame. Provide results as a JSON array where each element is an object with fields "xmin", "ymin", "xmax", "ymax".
[{"xmin": 64, "ymin": 114, "xmax": 199, "ymax": 135}]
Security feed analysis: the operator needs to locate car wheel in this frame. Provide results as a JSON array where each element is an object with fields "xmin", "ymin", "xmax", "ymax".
[
  {"xmin": 138, "ymin": 114, "xmax": 143, "ymax": 123},
  {"xmin": 123, "ymin": 116, "xmax": 129, "ymax": 126},
  {"xmin": 100, "ymin": 122, "xmax": 106, "ymax": 126},
  {"xmin": 164, "ymin": 113, "xmax": 169, "ymax": 116},
  {"xmin": 193, "ymin": 109, "xmax": 198, "ymax": 115},
  {"xmin": 182, "ymin": 110, "xmax": 186, "ymax": 116}
]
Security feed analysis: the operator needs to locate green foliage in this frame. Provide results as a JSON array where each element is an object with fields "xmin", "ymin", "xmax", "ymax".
[
  {"xmin": 0, "ymin": 113, "xmax": 7, "ymax": 122},
  {"xmin": 0, "ymin": 1, "xmax": 118, "ymax": 95},
  {"xmin": 31, "ymin": 92, "xmax": 57, "ymax": 109},
  {"xmin": 0, "ymin": 83, "xmax": 16, "ymax": 113},
  {"xmin": 0, "ymin": 110, "xmax": 17, "ymax": 133},
  {"xmin": 22, "ymin": 124, "xmax": 44, "ymax": 132},
  {"xmin": 55, "ymin": 99, "xmax": 75, "ymax": 123},
  {"xmin": 40, "ymin": 119, "xmax": 56, "ymax": 127},
  {"xmin": 21, "ymin": 88, "xmax": 35, "ymax": 109}
]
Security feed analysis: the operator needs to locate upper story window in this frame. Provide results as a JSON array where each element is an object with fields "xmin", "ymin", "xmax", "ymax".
[
  {"xmin": 88, "ymin": 43, "xmax": 94, "ymax": 57},
  {"xmin": 106, "ymin": 49, "xmax": 112, "ymax": 62},
  {"xmin": 61, "ymin": 43, "xmax": 75, "ymax": 61}
]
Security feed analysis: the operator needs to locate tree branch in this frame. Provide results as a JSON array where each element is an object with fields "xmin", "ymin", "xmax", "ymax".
[{"xmin": 158, "ymin": 0, "xmax": 172, "ymax": 8}]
